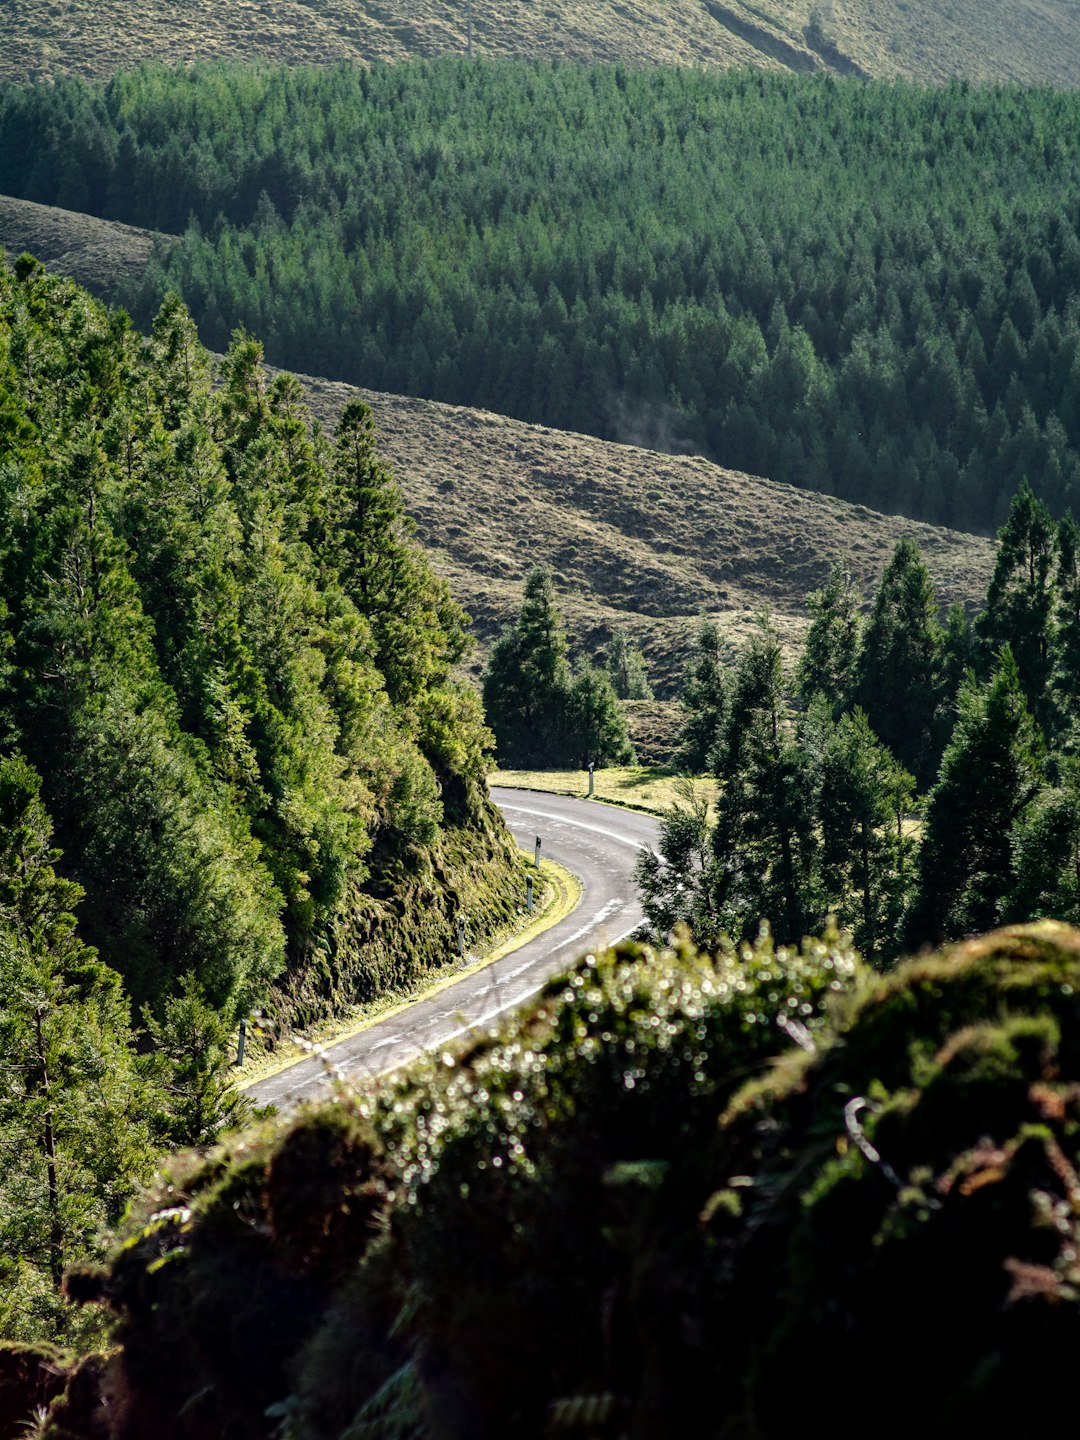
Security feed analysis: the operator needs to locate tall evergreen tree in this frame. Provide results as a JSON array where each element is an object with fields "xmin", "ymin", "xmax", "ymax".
[
  {"xmin": 905, "ymin": 647, "xmax": 1043, "ymax": 946},
  {"xmin": 1008, "ymin": 754, "xmax": 1080, "ymax": 926},
  {"xmin": 482, "ymin": 568, "xmax": 574, "ymax": 768},
  {"xmin": 676, "ymin": 618, "xmax": 728, "ymax": 772},
  {"xmin": 977, "ymin": 479, "xmax": 1056, "ymax": 730},
  {"xmin": 935, "ymin": 602, "xmax": 978, "ymax": 753},
  {"xmin": 605, "ymin": 629, "xmax": 653, "ymax": 701},
  {"xmin": 1052, "ymin": 511, "xmax": 1080, "ymax": 739},
  {"xmin": 855, "ymin": 538, "xmax": 944, "ymax": 787},
  {"xmin": 635, "ymin": 780, "xmax": 715, "ymax": 938},
  {"xmin": 813, "ymin": 705, "xmax": 915, "ymax": 959},
  {"xmin": 0, "ymin": 755, "xmax": 158, "ymax": 1340},
  {"xmin": 795, "ymin": 561, "xmax": 862, "ymax": 715},
  {"xmin": 567, "ymin": 663, "xmax": 634, "ymax": 768},
  {"xmin": 709, "ymin": 619, "xmax": 816, "ymax": 943}
]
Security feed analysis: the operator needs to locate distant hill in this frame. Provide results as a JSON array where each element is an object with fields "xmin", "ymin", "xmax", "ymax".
[
  {"xmin": 0, "ymin": 193, "xmax": 170, "ymax": 302},
  {"xmin": 2, "ymin": 0, "xmax": 1079, "ymax": 87},
  {"xmin": 0, "ymin": 193, "xmax": 994, "ymax": 693},
  {"xmin": 293, "ymin": 369, "xmax": 996, "ymax": 694}
]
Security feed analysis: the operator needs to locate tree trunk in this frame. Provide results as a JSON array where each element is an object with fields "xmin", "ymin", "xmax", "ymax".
[{"xmin": 35, "ymin": 1009, "xmax": 63, "ymax": 1288}]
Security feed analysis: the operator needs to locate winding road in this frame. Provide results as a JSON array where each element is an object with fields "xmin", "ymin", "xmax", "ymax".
[{"xmin": 245, "ymin": 789, "xmax": 661, "ymax": 1110}]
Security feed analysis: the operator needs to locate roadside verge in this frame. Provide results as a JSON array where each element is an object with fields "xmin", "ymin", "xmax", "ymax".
[{"xmin": 235, "ymin": 852, "xmax": 582, "ymax": 1092}]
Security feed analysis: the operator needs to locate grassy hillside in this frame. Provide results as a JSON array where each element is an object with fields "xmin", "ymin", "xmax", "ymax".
[
  {"xmin": 3, "ymin": 0, "xmax": 1080, "ymax": 86},
  {"xmin": 0, "ymin": 193, "xmax": 170, "ymax": 302},
  {"xmin": 295, "ymin": 369, "xmax": 995, "ymax": 691}
]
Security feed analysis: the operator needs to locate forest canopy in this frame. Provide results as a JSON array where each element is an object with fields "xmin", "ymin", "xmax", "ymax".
[
  {"xmin": 648, "ymin": 483, "xmax": 1080, "ymax": 962},
  {"xmin": 0, "ymin": 255, "xmax": 519, "ymax": 1027},
  {"xmin": 2, "ymin": 60, "xmax": 1080, "ymax": 530}
]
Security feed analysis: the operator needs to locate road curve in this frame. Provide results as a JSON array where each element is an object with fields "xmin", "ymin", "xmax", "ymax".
[{"xmin": 245, "ymin": 789, "xmax": 661, "ymax": 1111}]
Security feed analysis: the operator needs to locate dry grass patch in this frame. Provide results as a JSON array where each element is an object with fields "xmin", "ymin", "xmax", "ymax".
[
  {"xmin": 294, "ymin": 371, "xmax": 996, "ymax": 692},
  {"xmin": 0, "ymin": 193, "xmax": 172, "ymax": 302},
  {"xmin": 2, "ymin": 0, "xmax": 1078, "ymax": 86},
  {"xmin": 491, "ymin": 766, "xmax": 717, "ymax": 819}
]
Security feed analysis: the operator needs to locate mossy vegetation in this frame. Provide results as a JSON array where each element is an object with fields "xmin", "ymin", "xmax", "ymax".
[{"xmin": 16, "ymin": 919, "xmax": 1080, "ymax": 1437}]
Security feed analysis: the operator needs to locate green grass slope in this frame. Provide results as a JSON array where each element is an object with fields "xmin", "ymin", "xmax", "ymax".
[{"xmin": 3, "ymin": 0, "xmax": 1080, "ymax": 86}]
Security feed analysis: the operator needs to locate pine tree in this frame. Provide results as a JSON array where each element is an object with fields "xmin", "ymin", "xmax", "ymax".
[
  {"xmin": 635, "ymin": 779, "xmax": 714, "ymax": 937},
  {"xmin": 676, "ymin": 618, "xmax": 728, "ymax": 772},
  {"xmin": 935, "ymin": 602, "xmax": 977, "ymax": 754},
  {"xmin": 605, "ymin": 629, "xmax": 653, "ymax": 701},
  {"xmin": 567, "ymin": 663, "xmax": 634, "ymax": 768},
  {"xmin": 1008, "ymin": 755, "xmax": 1080, "ymax": 926},
  {"xmin": 905, "ymin": 647, "xmax": 1043, "ymax": 946},
  {"xmin": 813, "ymin": 705, "xmax": 915, "ymax": 959},
  {"xmin": 977, "ymin": 479, "xmax": 1056, "ymax": 731},
  {"xmin": 0, "ymin": 755, "xmax": 159, "ymax": 1340},
  {"xmin": 855, "ymin": 538, "xmax": 944, "ymax": 787},
  {"xmin": 709, "ymin": 619, "xmax": 817, "ymax": 943},
  {"xmin": 795, "ymin": 561, "xmax": 862, "ymax": 715},
  {"xmin": 482, "ymin": 568, "xmax": 573, "ymax": 767},
  {"xmin": 142, "ymin": 974, "xmax": 251, "ymax": 1150},
  {"xmin": 1052, "ymin": 511, "xmax": 1080, "ymax": 738}
]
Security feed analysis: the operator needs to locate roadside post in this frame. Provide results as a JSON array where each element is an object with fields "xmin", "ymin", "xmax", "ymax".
[
  {"xmin": 526, "ymin": 872, "xmax": 534, "ymax": 913},
  {"xmin": 234, "ymin": 1017, "xmax": 247, "ymax": 1067},
  {"xmin": 534, "ymin": 834, "xmax": 542, "ymax": 867},
  {"xmin": 588, "ymin": 761, "xmax": 595, "ymax": 797},
  {"xmin": 456, "ymin": 915, "xmax": 466, "ymax": 957}
]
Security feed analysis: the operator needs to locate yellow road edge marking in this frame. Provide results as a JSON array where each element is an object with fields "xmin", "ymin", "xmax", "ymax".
[{"xmin": 237, "ymin": 852, "xmax": 582, "ymax": 1094}]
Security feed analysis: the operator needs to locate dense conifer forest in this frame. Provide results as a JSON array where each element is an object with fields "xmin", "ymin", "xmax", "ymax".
[
  {"xmin": 4, "ymin": 60, "xmax": 1080, "ymax": 530},
  {"xmin": 645, "ymin": 483, "xmax": 1080, "ymax": 962},
  {"xmin": 0, "ymin": 256, "xmax": 522, "ymax": 1337},
  {"xmin": 9, "ymin": 46, "xmax": 1080, "ymax": 1438}
]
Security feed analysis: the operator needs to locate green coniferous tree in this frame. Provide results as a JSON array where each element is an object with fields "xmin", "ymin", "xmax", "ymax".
[
  {"xmin": 142, "ymin": 974, "xmax": 251, "ymax": 1150},
  {"xmin": 905, "ymin": 647, "xmax": 1043, "ymax": 947},
  {"xmin": 935, "ymin": 602, "xmax": 978, "ymax": 753},
  {"xmin": 813, "ymin": 705, "xmax": 916, "ymax": 959},
  {"xmin": 1008, "ymin": 755, "xmax": 1080, "ymax": 926},
  {"xmin": 709, "ymin": 619, "xmax": 817, "ymax": 944},
  {"xmin": 855, "ymin": 538, "xmax": 944, "ymax": 787},
  {"xmin": 635, "ymin": 780, "xmax": 715, "ymax": 937},
  {"xmin": 976, "ymin": 479, "xmax": 1056, "ymax": 731},
  {"xmin": 567, "ymin": 663, "xmax": 634, "ymax": 768},
  {"xmin": 676, "ymin": 618, "xmax": 728, "ymax": 772},
  {"xmin": 0, "ymin": 755, "xmax": 159, "ymax": 1340},
  {"xmin": 795, "ymin": 561, "xmax": 862, "ymax": 715},
  {"xmin": 482, "ymin": 568, "xmax": 573, "ymax": 767},
  {"xmin": 605, "ymin": 629, "xmax": 653, "ymax": 701},
  {"xmin": 1052, "ymin": 511, "xmax": 1080, "ymax": 739}
]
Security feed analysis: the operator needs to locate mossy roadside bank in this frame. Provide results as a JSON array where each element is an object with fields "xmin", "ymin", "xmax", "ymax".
[{"xmin": 234, "ymin": 851, "xmax": 581, "ymax": 1092}]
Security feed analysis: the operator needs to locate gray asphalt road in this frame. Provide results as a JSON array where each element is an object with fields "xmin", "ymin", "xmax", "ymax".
[{"xmin": 244, "ymin": 789, "xmax": 660, "ymax": 1110}]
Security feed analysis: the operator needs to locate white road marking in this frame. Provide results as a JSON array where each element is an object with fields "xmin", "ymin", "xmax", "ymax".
[{"xmin": 497, "ymin": 802, "xmax": 651, "ymax": 850}]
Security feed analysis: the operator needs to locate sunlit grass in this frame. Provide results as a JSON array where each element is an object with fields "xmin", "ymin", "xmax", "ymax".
[{"xmin": 490, "ymin": 765, "xmax": 717, "ymax": 818}]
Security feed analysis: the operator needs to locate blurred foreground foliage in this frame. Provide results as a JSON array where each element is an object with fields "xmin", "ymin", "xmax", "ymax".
[{"xmin": 17, "ymin": 919, "xmax": 1080, "ymax": 1439}]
